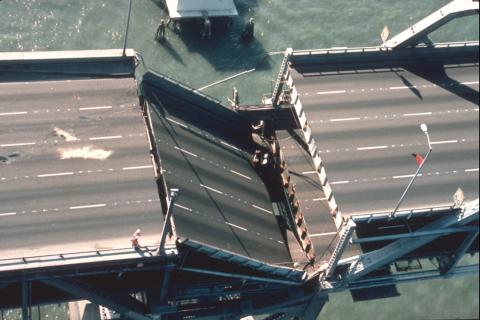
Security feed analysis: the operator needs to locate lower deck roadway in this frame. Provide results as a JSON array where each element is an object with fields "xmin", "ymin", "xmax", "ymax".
[
  {"xmin": 0, "ymin": 78, "xmax": 163, "ymax": 259},
  {"xmin": 290, "ymin": 62, "xmax": 479, "ymax": 216},
  {"xmin": 145, "ymin": 87, "xmax": 293, "ymax": 266}
]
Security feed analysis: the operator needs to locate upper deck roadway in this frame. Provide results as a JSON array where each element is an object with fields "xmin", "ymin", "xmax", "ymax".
[
  {"xmin": 289, "ymin": 58, "xmax": 479, "ymax": 216},
  {"xmin": 0, "ymin": 77, "xmax": 164, "ymax": 258}
]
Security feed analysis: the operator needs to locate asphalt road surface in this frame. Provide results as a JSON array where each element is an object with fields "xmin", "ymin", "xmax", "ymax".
[
  {"xmin": 145, "ymin": 86, "xmax": 292, "ymax": 265},
  {"xmin": 291, "ymin": 63, "xmax": 479, "ymax": 216},
  {"xmin": 0, "ymin": 78, "xmax": 163, "ymax": 255}
]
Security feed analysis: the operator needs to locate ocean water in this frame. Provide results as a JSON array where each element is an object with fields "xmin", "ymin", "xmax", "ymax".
[{"xmin": 0, "ymin": 0, "xmax": 478, "ymax": 319}]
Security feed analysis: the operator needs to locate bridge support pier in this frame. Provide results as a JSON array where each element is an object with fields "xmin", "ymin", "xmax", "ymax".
[{"xmin": 21, "ymin": 281, "xmax": 32, "ymax": 320}]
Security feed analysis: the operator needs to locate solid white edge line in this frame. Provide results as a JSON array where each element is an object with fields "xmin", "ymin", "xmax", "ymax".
[
  {"xmin": 225, "ymin": 222, "xmax": 248, "ymax": 231},
  {"xmin": 89, "ymin": 135, "xmax": 123, "ymax": 141},
  {"xmin": 230, "ymin": 169, "xmax": 252, "ymax": 180},
  {"xmin": 403, "ymin": 112, "xmax": 432, "ymax": 117},
  {"xmin": 252, "ymin": 204, "xmax": 273, "ymax": 214},
  {"xmin": 200, "ymin": 184, "xmax": 223, "ymax": 194},
  {"xmin": 465, "ymin": 168, "xmax": 479, "ymax": 172},
  {"xmin": 0, "ymin": 212, "xmax": 16, "ymax": 217},
  {"xmin": 310, "ymin": 232, "xmax": 338, "ymax": 237},
  {"xmin": 316, "ymin": 90, "xmax": 346, "ymax": 95},
  {"xmin": 69, "ymin": 203, "xmax": 106, "ymax": 210},
  {"xmin": 122, "ymin": 165, "xmax": 153, "ymax": 171},
  {"xmin": 331, "ymin": 180, "xmax": 349, "ymax": 185},
  {"xmin": 356, "ymin": 145, "xmax": 388, "ymax": 151},
  {"xmin": 0, "ymin": 111, "xmax": 28, "ymax": 116},
  {"xmin": 0, "ymin": 142, "xmax": 36, "ymax": 147},
  {"xmin": 166, "ymin": 117, "xmax": 188, "ymax": 128},
  {"xmin": 430, "ymin": 140, "xmax": 458, "ymax": 145},
  {"xmin": 37, "ymin": 172, "xmax": 74, "ymax": 178},
  {"xmin": 79, "ymin": 106, "xmax": 112, "ymax": 111},
  {"xmin": 174, "ymin": 146, "xmax": 198, "ymax": 157},
  {"xmin": 174, "ymin": 203, "xmax": 192, "ymax": 212},
  {"xmin": 329, "ymin": 117, "xmax": 360, "ymax": 122}
]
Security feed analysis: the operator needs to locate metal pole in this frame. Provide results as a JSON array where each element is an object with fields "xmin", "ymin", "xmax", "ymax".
[
  {"xmin": 391, "ymin": 124, "xmax": 432, "ymax": 218},
  {"xmin": 157, "ymin": 188, "xmax": 179, "ymax": 255},
  {"xmin": 123, "ymin": 0, "xmax": 133, "ymax": 56}
]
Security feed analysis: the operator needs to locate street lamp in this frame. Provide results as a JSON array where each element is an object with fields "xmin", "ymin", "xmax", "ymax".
[{"xmin": 391, "ymin": 124, "xmax": 433, "ymax": 218}]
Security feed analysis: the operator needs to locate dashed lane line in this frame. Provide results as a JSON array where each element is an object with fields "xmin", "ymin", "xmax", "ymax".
[
  {"xmin": 89, "ymin": 135, "xmax": 123, "ymax": 141},
  {"xmin": 329, "ymin": 117, "xmax": 360, "ymax": 122},
  {"xmin": 166, "ymin": 117, "xmax": 188, "ymax": 128},
  {"xmin": 403, "ymin": 112, "xmax": 432, "ymax": 117},
  {"xmin": 316, "ymin": 90, "xmax": 346, "ymax": 95},
  {"xmin": 37, "ymin": 172, "xmax": 74, "ymax": 178},
  {"xmin": 431, "ymin": 140, "xmax": 458, "ymax": 145},
  {"xmin": 69, "ymin": 203, "xmax": 107, "ymax": 210},
  {"xmin": 0, "ymin": 212, "xmax": 16, "ymax": 217},
  {"xmin": 389, "ymin": 85, "xmax": 417, "ymax": 90},
  {"xmin": 310, "ymin": 232, "xmax": 338, "ymax": 238},
  {"xmin": 220, "ymin": 140, "xmax": 242, "ymax": 152},
  {"xmin": 465, "ymin": 168, "xmax": 479, "ymax": 172},
  {"xmin": 200, "ymin": 184, "xmax": 223, "ymax": 195},
  {"xmin": 174, "ymin": 203, "xmax": 193, "ymax": 212},
  {"xmin": 79, "ymin": 106, "xmax": 112, "ymax": 111},
  {"xmin": 330, "ymin": 180, "xmax": 350, "ymax": 185},
  {"xmin": 174, "ymin": 146, "xmax": 198, "ymax": 157},
  {"xmin": 356, "ymin": 145, "xmax": 388, "ymax": 151},
  {"xmin": 252, "ymin": 204, "xmax": 273, "ymax": 215},
  {"xmin": 1, "ymin": 142, "xmax": 36, "ymax": 147},
  {"xmin": 225, "ymin": 222, "xmax": 248, "ymax": 231},
  {"xmin": 230, "ymin": 169, "xmax": 252, "ymax": 180},
  {"xmin": 461, "ymin": 81, "xmax": 479, "ymax": 85},
  {"xmin": 393, "ymin": 174, "xmax": 416, "ymax": 179},
  {"xmin": 122, "ymin": 165, "xmax": 153, "ymax": 171},
  {"xmin": 0, "ymin": 111, "xmax": 28, "ymax": 116}
]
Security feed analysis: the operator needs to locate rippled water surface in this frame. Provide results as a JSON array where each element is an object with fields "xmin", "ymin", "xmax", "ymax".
[{"xmin": 0, "ymin": 0, "xmax": 478, "ymax": 319}]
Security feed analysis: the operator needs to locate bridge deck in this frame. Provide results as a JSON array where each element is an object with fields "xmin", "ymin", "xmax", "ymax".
[
  {"xmin": 289, "ymin": 59, "xmax": 479, "ymax": 217},
  {"xmin": 143, "ymin": 81, "xmax": 293, "ymax": 265},
  {"xmin": 0, "ymin": 78, "xmax": 163, "ymax": 259}
]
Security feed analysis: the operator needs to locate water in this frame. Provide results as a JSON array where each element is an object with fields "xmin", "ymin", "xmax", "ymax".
[{"xmin": 0, "ymin": 0, "xmax": 478, "ymax": 319}]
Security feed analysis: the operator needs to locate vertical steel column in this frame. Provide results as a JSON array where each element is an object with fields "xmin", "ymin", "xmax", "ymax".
[
  {"xmin": 21, "ymin": 281, "xmax": 31, "ymax": 320},
  {"xmin": 123, "ymin": 0, "xmax": 133, "ymax": 56},
  {"xmin": 157, "ymin": 189, "xmax": 179, "ymax": 255}
]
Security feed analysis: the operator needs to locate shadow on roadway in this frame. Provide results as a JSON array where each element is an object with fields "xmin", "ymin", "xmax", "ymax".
[{"xmin": 403, "ymin": 62, "xmax": 479, "ymax": 106}]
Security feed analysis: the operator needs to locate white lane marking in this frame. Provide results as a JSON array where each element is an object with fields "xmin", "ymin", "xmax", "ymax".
[
  {"xmin": 174, "ymin": 203, "xmax": 192, "ymax": 212},
  {"xmin": 200, "ymin": 184, "xmax": 223, "ymax": 195},
  {"xmin": 69, "ymin": 203, "xmax": 106, "ymax": 210},
  {"xmin": 1, "ymin": 142, "xmax": 36, "ymax": 147},
  {"xmin": 166, "ymin": 117, "xmax": 188, "ymax": 128},
  {"xmin": 225, "ymin": 222, "xmax": 248, "ymax": 231},
  {"xmin": 310, "ymin": 232, "xmax": 338, "ymax": 237},
  {"xmin": 356, "ymin": 145, "xmax": 388, "ymax": 151},
  {"xmin": 329, "ymin": 117, "xmax": 360, "ymax": 122},
  {"xmin": 174, "ymin": 146, "xmax": 198, "ymax": 157},
  {"xmin": 220, "ymin": 140, "xmax": 241, "ymax": 151},
  {"xmin": 330, "ymin": 180, "xmax": 350, "ymax": 185},
  {"xmin": 312, "ymin": 197, "xmax": 327, "ymax": 201},
  {"xmin": 252, "ymin": 204, "xmax": 273, "ymax": 214},
  {"xmin": 230, "ymin": 169, "xmax": 252, "ymax": 180},
  {"xmin": 465, "ymin": 168, "xmax": 479, "ymax": 172},
  {"xmin": 403, "ymin": 112, "xmax": 432, "ymax": 117},
  {"xmin": 37, "ymin": 172, "xmax": 74, "ymax": 178},
  {"xmin": 316, "ymin": 90, "xmax": 346, "ymax": 95},
  {"xmin": 79, "ymin": 106, "xmax": 112, "ymax": 111},
  {"xmin": 393, "ymin": 174, "xmax": 415, "ymax": 179},
  {"xmin": 122, "ymin": 165, "xmax": 153, "ymax": 171},
  {"xmin": 89, "ymin": 135, "xmax": 122, "ymax": 141},
  {"xmin": 431, "ymin": 140, "xmax": 458, "ymax": 145},
  {"xmin": 302, "ymin": 171, "xmax": 317, "ymax": 174},
  {"xmin": 389, "ymin": 85, "xmax": 417, "ymax": 90},
  {"xmin": 0, "ymin": 111, "xmax": 28, "ymax": 116},
  {"xmin": 0, "ymin": 212, "xmax": 16, "ymax": 217},
  {"xmin": 461, "ymin": 81, "xmax": 479, "ymax": 85}
]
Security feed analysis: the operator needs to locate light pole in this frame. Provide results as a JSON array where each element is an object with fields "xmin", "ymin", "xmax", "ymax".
[
  {"xmin": 123, "ymin": 0, "xmax": 133, "ymax": 56},
  {"xmin": 157, "ymin": 188, "xmax": 179, "ymax": 255},
  {"xmin": 391, "ymin": 123, "xmax": 433, "ymax": 219}
]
